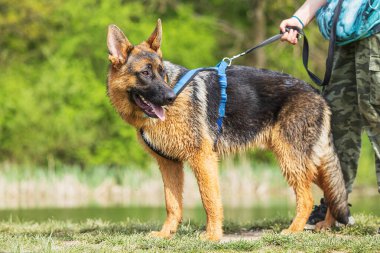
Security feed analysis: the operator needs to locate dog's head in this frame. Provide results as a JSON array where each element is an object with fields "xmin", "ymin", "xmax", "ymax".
[{"xmin": 107, "ymin": 19, "xmax": 175, "ymax": 123}]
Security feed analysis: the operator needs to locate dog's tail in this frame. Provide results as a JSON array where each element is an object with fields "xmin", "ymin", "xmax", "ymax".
[{"xmin": 318, "ymin": 134, "xmax": 349, "ymax": 225}]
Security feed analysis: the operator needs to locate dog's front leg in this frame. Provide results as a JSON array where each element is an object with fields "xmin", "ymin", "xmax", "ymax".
[
  {"xmin": 189, "ymin": 150, "xmax": 223, "ymax": 241},
  {"xmin": 150, "ymin": 157, "xmax": 184, "ymax": 239}
]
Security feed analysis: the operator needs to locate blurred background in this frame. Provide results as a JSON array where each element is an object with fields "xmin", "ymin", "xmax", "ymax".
[{"xmin": 0, "ymin": 0, "xmax": 378, "ymax": 223}]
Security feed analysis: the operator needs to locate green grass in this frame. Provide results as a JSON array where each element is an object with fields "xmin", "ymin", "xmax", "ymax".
[{"xmin": 0, "ymin": 215, "xmax": 378, "ymax": 252}]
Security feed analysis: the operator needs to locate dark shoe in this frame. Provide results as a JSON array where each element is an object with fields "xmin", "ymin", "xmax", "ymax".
[{"xmin": 304, "ymin": 198, "xmax": 328, "ymax": 230}]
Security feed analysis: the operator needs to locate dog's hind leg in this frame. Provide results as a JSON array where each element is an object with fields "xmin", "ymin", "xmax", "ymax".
[
  {"xmin": 188, "ymin": 146, "xmax": 223, "ymax": 241},
  {"xmin": 313, "ymin": 133, "xmax": 349, "ymax": 230},
  {"xmin": 150, "ymin": 157, "xmax": 184, "ymax": 239}
]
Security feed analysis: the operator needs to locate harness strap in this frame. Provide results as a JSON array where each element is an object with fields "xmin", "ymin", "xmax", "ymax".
[
  {"xmin": 140, "ymin": 128, "xmax": 180, "ymax": 162},
  {"xmin": 173, "ymin": 67, "xmax": 218, "ymax": 96},
  {"xmin": 214, "ymin": 60, "xmax": 229, "ymax": 149},
  {"xmin": 172, "ymin": 61, "xmax": 229, "ymax": 149}
]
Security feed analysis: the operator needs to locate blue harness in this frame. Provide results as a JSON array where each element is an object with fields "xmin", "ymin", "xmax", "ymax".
[{"xmin": 173, "ymin": 60, "xmax": 229, "ymax": 148}]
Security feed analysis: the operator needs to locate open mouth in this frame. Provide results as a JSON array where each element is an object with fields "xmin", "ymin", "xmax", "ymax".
[{"xmin": 132, "ymin": 93, "xmax": 166, "ymax": 121}]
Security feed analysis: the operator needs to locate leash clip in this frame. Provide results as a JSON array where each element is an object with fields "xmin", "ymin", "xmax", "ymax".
[
  {"xmin": 222, "ymin": 57, "xmax": 232, "ymax": 66},
  {"xmin": 223, "ymin": 50, "xmax": 247, "ymax": 66}
]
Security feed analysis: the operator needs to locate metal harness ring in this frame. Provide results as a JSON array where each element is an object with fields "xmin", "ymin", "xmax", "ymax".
[{"xmin": 222, "ymin": 57, "xmax": 232, "ymax": 66}]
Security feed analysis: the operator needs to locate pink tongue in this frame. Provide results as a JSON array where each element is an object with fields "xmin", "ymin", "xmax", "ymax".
[{"xmin": 151, "ymin": 104, "xmax": 165, "ymax": 121}]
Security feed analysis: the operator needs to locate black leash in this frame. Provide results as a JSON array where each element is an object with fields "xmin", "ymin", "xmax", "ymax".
[
  {"xmin": 225, "ymin": 0, "xmax": 344, "ymax": 87},
  {"xmin": 306, "ymin": 0, "xmax": 344, "ymax": 87},
  {"xmin": 223, "ymin": 25, "xmax": 328, "ymax": 85},
  {"xmin": 222, "ymin": 31, "xmax": 290, "ymax": 64}
]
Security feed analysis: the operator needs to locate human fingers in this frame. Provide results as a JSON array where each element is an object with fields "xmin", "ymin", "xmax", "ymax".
[
  {"xmin": 280, "ymin": 20, "xmax": 291, "ymax": 33},
  {"xmin": 280, "ymin": 18, "xmax": 302, "ymax": 32},
  {"xmin": 281, "ymin": 31, "xmax": 290, "ymax": 42},
  {"xmin": 288, "ymin": 29, "xmax": 299, "ymax": 44}
]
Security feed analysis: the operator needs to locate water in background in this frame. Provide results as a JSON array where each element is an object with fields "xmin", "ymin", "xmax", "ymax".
[{"xmin": 0, "ymin": 195, "xmax": 378, "ymax": 223}]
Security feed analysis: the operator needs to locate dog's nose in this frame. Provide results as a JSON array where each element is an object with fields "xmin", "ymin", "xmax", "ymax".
[{"xmin": 165, "ymin": 90, "xmax": 176, "ymax": 104}]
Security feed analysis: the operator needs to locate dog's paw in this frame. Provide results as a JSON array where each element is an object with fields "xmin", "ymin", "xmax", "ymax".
[
  {"xmin": 199, "ymin": 231, "xmax": 222, "ymax": 242},
  {"xmin": 149, "ymin": 230, "xmax": 172, "ymax": 239},
  {"xmin": 315, "ymin": 221, "xmax": 332, "ymax": 232}
]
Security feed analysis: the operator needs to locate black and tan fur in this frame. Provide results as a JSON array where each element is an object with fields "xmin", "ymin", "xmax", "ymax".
[{"xmin": 106, "ymin": 19, "xmax": 349, "ymax": 241}]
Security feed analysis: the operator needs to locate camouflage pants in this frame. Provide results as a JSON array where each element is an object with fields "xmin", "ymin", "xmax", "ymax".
[{"xmin": 323, "ymin": 33, "xmax": 380, "ymax": 194}]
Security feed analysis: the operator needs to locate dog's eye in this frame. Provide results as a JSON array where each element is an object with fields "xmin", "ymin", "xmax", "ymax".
[{"xmin": 141, "ymin": 71, "xmax": 150, "ymax": 76}]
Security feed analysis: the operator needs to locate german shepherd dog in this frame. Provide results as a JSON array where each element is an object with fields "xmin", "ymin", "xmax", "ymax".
[{"xmin": 106, "ymin": 19, "xmax": 349, "ymax": 241}]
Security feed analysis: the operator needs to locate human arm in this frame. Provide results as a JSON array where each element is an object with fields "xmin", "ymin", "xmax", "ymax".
[{"xmin": 280, "ymin": 0, "xmax": 327, "ymax": 44}]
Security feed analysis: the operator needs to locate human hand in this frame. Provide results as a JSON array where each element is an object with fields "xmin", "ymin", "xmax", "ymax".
[{"xmin": 279, "ymin": 17, "xmax": 304, "ymax": 45}]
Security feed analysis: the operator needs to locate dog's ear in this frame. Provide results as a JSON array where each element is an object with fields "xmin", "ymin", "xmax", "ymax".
[
  {"xmin": 146, "ymin": 19, "xmax": 162, "ymax": 52},
  {"xmin": 107, "ymin": 24, "xmax": 133, "ymax": 66}
]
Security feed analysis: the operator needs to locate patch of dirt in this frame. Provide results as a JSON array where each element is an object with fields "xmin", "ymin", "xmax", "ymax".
[{"xmin": 221, "ymin": 230, "xmax": 265, "ymax": 242}]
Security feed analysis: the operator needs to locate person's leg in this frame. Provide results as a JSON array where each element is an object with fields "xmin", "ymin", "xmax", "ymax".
[
  {"xmin": 323, "ymin": 43, "xmax": 363, "ymax": 195},
  {"xmin": 356, "ymin": 33, "xmax": 380, "ymax": 193}
]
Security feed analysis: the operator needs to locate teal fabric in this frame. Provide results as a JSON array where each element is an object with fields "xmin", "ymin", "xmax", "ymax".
[{"xmin": 316, "ymin": 0, "xmax": 380, "ymax": 45}]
